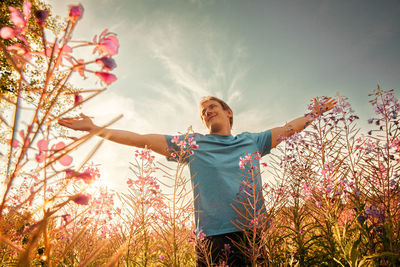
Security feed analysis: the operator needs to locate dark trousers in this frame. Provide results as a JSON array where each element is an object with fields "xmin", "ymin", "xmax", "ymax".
[{"xmin": 196, "ymin": 231, "xmax": 250, "ymax": 267}]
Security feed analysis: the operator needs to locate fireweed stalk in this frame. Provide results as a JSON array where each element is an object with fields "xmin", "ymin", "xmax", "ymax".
[
  {"xmin": 155, "ymin": 130, "xmax": 198, "ymax": 266},
  {"xmin": 0, "ymin": 2, "xmax": 122, "ymax": 265},
  {"xmin": 267, "ymin": 91, "xmax": 399, "ymax": 266},
  {"xmin": 232, "ymin": 151, "xmax": 285, "ymax": 266}
]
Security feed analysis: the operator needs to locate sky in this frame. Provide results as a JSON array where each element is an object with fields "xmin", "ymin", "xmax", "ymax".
[{"xmin": 44, "ymin": 0, "xmax": 400, "ymax": 191}]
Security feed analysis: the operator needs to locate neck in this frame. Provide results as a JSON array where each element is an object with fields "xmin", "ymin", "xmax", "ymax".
[{"xmin": 209, "ymin": 128, "xmax": 231, "ymax": 135}]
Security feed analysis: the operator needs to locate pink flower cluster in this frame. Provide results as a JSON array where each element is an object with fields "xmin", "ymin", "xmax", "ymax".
[
  {"xmin": 72, "ymin": 193, "xmax": 90, "ymax": 205},
  {"xmin": 35, "ymin": 139, "xmax": 73, "ymax": 166},
  {"xmin": 0, "ymin": 1, "xmax": 31, "ymax": 44},
  {"xmin": 238, "ymin": 152, "xmax": 261, "ymax": 169},
  {"xmin": 65, "ymin": 167, "xmax": 99, "ymax": 184},
  {"xmin": 135, "ymin": 149, "xmax": 155, "ymax": 162},
  {"xmin": 0, "ymin": 2, "xmax": 119, "ymax": 86},
  {"xmin": 170, "ymin": 135, "xmax": 199, "ymax": 157}
]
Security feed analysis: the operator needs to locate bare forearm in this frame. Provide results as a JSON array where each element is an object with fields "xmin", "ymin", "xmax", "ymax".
[
  {"xmin": 282, "ymin": 113, "xmax": 315, "ymax": 137},
  {"xmin": 92, "ymin": 127, "xmax": 142, "ymax": 146},
  {"xmin": 270, "ymin": 114, "xmax": 315, "ymax": 148},
  {"xmin": 90, "ymin": 127, "xmax": 169, "ymax": 156}
]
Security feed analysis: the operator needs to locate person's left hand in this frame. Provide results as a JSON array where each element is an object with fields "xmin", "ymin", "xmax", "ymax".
[{"xmin": 311, "ymin": 97, "xmax": 337, "ymax": 116}]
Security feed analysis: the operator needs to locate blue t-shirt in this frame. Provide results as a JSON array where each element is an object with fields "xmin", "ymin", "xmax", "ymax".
[{"xmin": 165, "ymin": 130, "xmax": 272, "ymax": 236}]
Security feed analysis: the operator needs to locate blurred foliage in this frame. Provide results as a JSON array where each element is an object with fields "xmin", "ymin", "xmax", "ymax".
[{"xmin": 0, "ymin": 0, "xmax": 65, "ymax": 95}]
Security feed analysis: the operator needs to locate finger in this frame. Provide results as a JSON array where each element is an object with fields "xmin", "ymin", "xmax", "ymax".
[
  {"xmin": 80, "ymin": 113, "xmax": 89, "ymax": 119},
  {"xmin": 58, "ymin": 119, "xmax": 73, "ymax": 125}
]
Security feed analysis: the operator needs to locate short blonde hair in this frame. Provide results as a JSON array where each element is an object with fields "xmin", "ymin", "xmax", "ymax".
[{"xmin": 200, "ymin": 96, "xmax": 233, "ymax": 128}]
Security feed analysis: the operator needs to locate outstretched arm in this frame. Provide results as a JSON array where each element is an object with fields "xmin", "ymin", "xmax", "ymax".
[
  {"xmin": 58, "ymin": 114, "xmax": 170, "ymax": 157},
  {"xmin": 270, "ymin": 97, "xmax": 336, "ymax": 149}
]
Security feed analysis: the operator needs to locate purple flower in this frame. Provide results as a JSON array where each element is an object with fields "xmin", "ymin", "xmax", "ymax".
[{"xmin": 34, "ymin": 10, "xmax": 48, "ymax": 26}]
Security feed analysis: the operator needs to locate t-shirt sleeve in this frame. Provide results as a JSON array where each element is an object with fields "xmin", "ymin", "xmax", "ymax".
[
  {"xmin": 248, "ymin": 130, "xmax": 272, "ymax": 156},
  {"xmin": 164, "ymin": 134, "xmax": 195, "ymax": 162},
  {"xmin": 164, "ymin": 134, "xmax": 181, "ymax": 162}
]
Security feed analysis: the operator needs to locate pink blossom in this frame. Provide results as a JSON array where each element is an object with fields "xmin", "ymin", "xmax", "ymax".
[
  {"xmin": 44, "ymin": 43, "xmax": 73, "ymax": 67},
  {"xmin": 9, "ymin": 6, "xmax": 26, "ymax": 28},
  {"xmin": 72, "ymin": 59, "xmax": 85, "ymax": 77},
  {"xmin": 73, "ymin": 193, "xmax": 90, "ymax": 205},
  {"xmin": 65, "ymin": 169, "xmax": 74, "ymax": 178},
  {"xmin": 171, "ymin": 136, "xmax": 179, "ymax": 144},
  {"xmin": 9, "ymin": 138, "xmax": 19, "ymax": 148},
  {"xmin": 66, "ymin": 168, "xmax": 98, "ymax": 184},
  {"xmin": 197, "ymin": 230, "xmax": 206, "ymax": 241},
  {"xmin": 135, "ymin": 149, "xmax": 155, "ymax": 161},
  {"xmin": 6, "ymin": 43, "xmax": 31, "ymax": 61},
  {"xmin": 95, "ymin": 72, "xmax": 117, "ymax": 85},
  {"xmin": 301, "ymin": 183, "xmax": 312, "ymax": 200},
  {"xmin": 0, "ymin": 27, "xmax": 16, "ymax": 39},
  {"xmin": 74, "ymin": 93, "xmax": 83, "ymax": 105},
  {"xmin": 22, "ymin": 1, "xmax": 32, "ymax": 21},
  {"xmin": 61, "ymin": 214, "xmax": 71, "ymax": 223},
  {"xmin": 0, "ymin": 2, "xmax": 31, "ymax": 49},
  {"xmin": 69, "ymin": 4, "xmax": 84, "ymax": 22},
  {"xmin": 35, "ymin": 152, "xmax": 45, "ymax": 163},
  {"xmin": 37, "ymin": 139, "xmax": 48, "ymax": 151},
  {"xmin": 239, "ymin": 153, "xmax": 252, "ymax": 169},
  {"xmin": 76, "ymin": 169, "xmax": 95, "ymax": 184},
  {"xmin": 93, "ymin": 29, "xmax": 119, "ymax": 56},
  {"xmin": 95, "ymin": 56, "xmax": 117, "ymax": 71},
  {"xmin": 127, "ymin": 179, "xmax": 134, "ymax": 187},
  {"xmin": 33, "ymin": 140, "xmax": 72, "ymax": 166}
]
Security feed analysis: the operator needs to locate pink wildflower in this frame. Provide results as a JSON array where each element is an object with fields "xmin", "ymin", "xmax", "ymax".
[
  {"xmin": 36, "ymin": 140, "xmax": 73, "ymax": 166},
  {"xmin": 53, "ymin": 142, "xmax": 73, "ymax": 166},
  {"xmin": 44, "ymin": 43, "xmax": 73, "ymax": 68},
  {"xmin": 0, "ymin": 27, "xmax": 16, "ymax": 39},
  {"xmin": 95, "ymin": 71, "xmax": 117, "ymax": 85},
  {"xmin": 93, "ymin": 29, "xmax": 119, "ymax": 56},
  {"xmin": 37, "ymin": 139, "xmax": 48, "ymax": 151},
  {"xmin": 9, "ymin": 138, "xmax": 19, "ymax": 148},
  {"xmin": 171, "ymin": 136, "xmax": 179, "ymax": 144},
  {"xmin": 76, "ymin": 169, "xmax": 95, "ymax": 184},
  {"xmin": 74, "ymin": 93, "xmax": 83, "ymax": 106},
  {"xmin": 6, "ymin": 43, "xmax": 31, "ymax": 61},
  {"xmin": 73, "ymin": 193, "xmax": 90, "ymax": 205},
  {"xmin": 35, "ymin": 152, "xmax": 45, "ymax": 163},
  {"xmin": 9, "ymin": 6, "xmax": 27, "ymax": 28},
  {"xmin": 95, "ymin": 56, "xmax": 117, "ymax": 71},
  {"xmin": 61, "ymin": 214, "xmax": 71, "ymax": 223},
  {"xmin": 69, "ymin": 4, "xmax": 84, "ymax": 22},
  {"xmin": 72, "ymin": 59, "xmax": 85, "ymax": 77},
  {"xmin": 127, "ymin": 178, "xmax": 134, "ymax": 187}
]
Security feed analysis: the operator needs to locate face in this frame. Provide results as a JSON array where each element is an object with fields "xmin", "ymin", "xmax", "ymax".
[{"xmin": 200, "ymin": 99, "xmax": 232, "ymax": 133}]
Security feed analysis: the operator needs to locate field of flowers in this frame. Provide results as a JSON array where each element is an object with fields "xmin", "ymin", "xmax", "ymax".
[{"xmin": 0, "ymin": 2, "xmax": 399, "ymax": 266}]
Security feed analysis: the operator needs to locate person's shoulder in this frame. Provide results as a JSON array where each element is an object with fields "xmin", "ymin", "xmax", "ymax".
[{"xmin": 235, "ymin": 130, "xmax": 271, "ymax": 139}]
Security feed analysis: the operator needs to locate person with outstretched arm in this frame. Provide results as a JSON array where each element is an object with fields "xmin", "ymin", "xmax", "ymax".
[{"xmin": 58, "ymin": 96, "xmax": 336, "ymax": 266}]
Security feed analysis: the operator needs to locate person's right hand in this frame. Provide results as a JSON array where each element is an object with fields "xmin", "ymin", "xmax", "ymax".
[{"xmin": 58, "ymin": 113, "xmax": 98, "ymax": 132}]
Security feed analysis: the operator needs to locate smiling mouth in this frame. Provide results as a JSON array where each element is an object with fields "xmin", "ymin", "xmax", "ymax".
[{"xmin": 207, "ymin": 115, "xmax": 216, "ymax": 121}]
